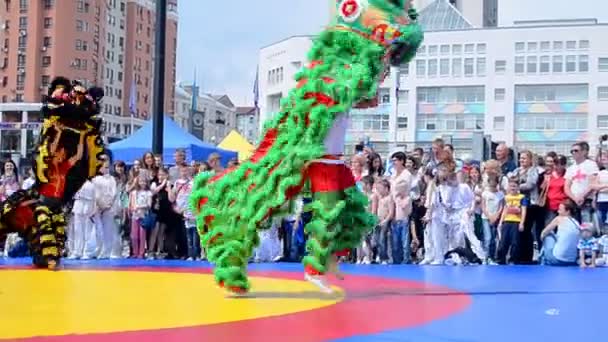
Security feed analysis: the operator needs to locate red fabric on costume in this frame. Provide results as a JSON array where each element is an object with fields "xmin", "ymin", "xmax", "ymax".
[
  {"xmin": 334, "ymin": 249, "xmax": 350, "ymax": 257},
  {"xmin": 308, "ymin": 162, "xmax": 356, "ymax": 193},
  {"xmin": 305, "ymin": 264, "xmax": 323, "ymax": 276},
  {"xmin": 39, "ymin": 160, "xmax": 73, "ymax": 198},
  {"xmin": 7, "ymin": 205, "xmax": 35, "ymax": 232}
]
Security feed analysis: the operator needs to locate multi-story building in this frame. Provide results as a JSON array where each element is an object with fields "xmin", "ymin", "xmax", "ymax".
[
  {"xmin": 0, "ymin": 0, "xmax": 104, "ymax": 103},
  {"xmin": 102, "ymin": 0, "xmax": 128, "ymax": 141},
  {"xmin": 178, "ymin": 84, "xmax": 237, "ymax": 144},
  {"xmin": 260, "ymin": 0, "xmax": 608, "ymax": 157},
  {"xmin": 0, "ymin": 0, "xmax": 179, "ymax": 151},
  {"xmin": 235, "ymin": 106, "xmax": 259, "ymax": 143},
  {"xmin": 123, "ymin": 0, "xmax": 178, "ymax": 123}
]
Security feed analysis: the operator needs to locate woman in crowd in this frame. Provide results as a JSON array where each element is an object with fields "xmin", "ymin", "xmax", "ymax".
[
  {"xmin": 367, "ymin": 152, "xmax": 385, "ymax": 179},
  {"xmin": 148, "ymin": 168, "xmax": 172, "ymax": 259},
  {"xmin": 113, "ymin": 161, "xmax": 130, "ymax": 254},
  {"xmin": 0, "ymin": 160, "xmax": 20, "ymax": 201},
  {"xmin": 540, "ymin": 199, "xmax": 580, "ymax": 266},
  {"xmin": 69, "ymin": 179, "xmax": 97, "ymax": 259},
  {"xmin": 129, "ymin": 175, "xmax": 152, "ymax": 258},
  {"xmin": 543, "ymin": 155, "xmax": 568, "ymax": 226},
  {"xmin": 93, "ymin": 160, "xmax": 119, "ymax": 259},
  {"xmin": 510, "ymin": 150, "xmax": 540, "ymax": 264}
]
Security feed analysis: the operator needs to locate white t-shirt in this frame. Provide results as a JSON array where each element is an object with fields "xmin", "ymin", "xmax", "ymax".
[
  {"xmin": 565, "ymin": 159, "xmax": 599, "ymax": 199},
  {"xmin": 597, "ymin": 170, "xmax": 608, "ymax": 202},
  {"xmin": 481, "ymin": 190, "xmax": 504, "ymax": 219}
]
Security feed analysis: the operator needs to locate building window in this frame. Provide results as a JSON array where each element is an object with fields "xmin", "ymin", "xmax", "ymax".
[
  {"xmin": 452, "ymin": 44, "xmax": 462, "ymax": 55},
  {"xmin": 527, "ymin": 56, "xmax": 537, "ymax": 73},
  {"xmin": 77, "ymin": 0, "xmax": 89, "ymax": 13},
  {"xmin": 19, "ymin": 16, "xmax": 27, "ymax": 29},
  {"xmin": 440, "ymin": 58, "xmax": 449, "ymax": 76},
  {"xmin": 495, "ymin": 60, "xmax": 506, "ymax": 73},
  {"xmin": 515, "ymin": 115, "xmax": 587, "ymax": 130},
  {"xmin": 476, "ymin": 57, "xmax": 486, "ymax": 76},
  {"xmin": 476, "ymin": 43, "xmax": 486, "ymax": 54},
  {"xmin": 553, "ymin": 55, "xmax": 563, "ymax": 72},
  {"xmin": 428, "ymin": 45, "xmax": 437, "ymax": 56},
  {"xmin": 43, "ymin": 37, "xmax": 51, "ymax": 47},
  {"xmin": 18, "ymin": 35, "xmax": 26, "ymax": 48},
  {"xmin": 44, "ymin": 17, "xmax": 53, "ymax": 28},
  {"xmin": 599, "ymin": 115, "xmax": 608, "ymax": 129},
  {"xmin": 598, "ymin": 87, "xmax": 608, "ymax": 101},
  {"xmin": 15, "ymin": 94, "xmax": 23, "ymax": 102},
  {"xmin": 75, "ymin": 39, "xmax": 87, "ymax": 51},
  {"xmin": 599, "ymin": 58, "xmax": 608, "ymax": 72},
  {"xmin": 452, "ymin": 58, "xmax": 462, "ymax": 77},
  {"xmin": 440, "ymin": 44, "xmax": 450, "ymax": 55},
  {"xmin": 494, "ymin": 88, "xmax": 505, "ymax": 101},
  {"xmin": 42, "ymin": 75, "xmax": 50, "ymax": 87},
  {"xmin": 397, "ymin": 117, "xmax": 408, "ymax": 129},
  {"xmin": 416, "ymin": 60, "xmax": 425, "ymax": 77},
  {"xmin": 579, "ymin": 40, "xmax": 590, "ymax": 49},
  {"xmin": 515, "ymin": 56, "xmax": 524, "ymax": 73},
  {"xmin": 553, "ymin": 41, "xmax": 563, "ymax": 50},
  {"xmin": 493, "ymin": 117, "xmax": 505, "ymax": 130},
  {"xmin": 397, "ymin": 90, "xmax": 408, "ymax": 104},
  {"xmin": 464, "ymin": 58, "xmax": 474, "ymax": 76},
  {"xmin": 515, "ymin": 42, "xmax": 525, "ymax": 53},
  {"xmin": 464, "ymin": 44, "xmax": 474, "ymax": 54},
  {"xmin": 17, "ymin": 54, "xmax": 25, "ymax": 67},
  {"xmin": 540, "ymin": 41, "xmax": 551, "ymax": 51},
  {"xmin": 42, "ymin": 56, "xmax": 51, "ymax": 67},
  {"xmin": 566, "ymin": 55, "xmax": 576, "ymax": 72},
  {"xmin": 566, "ymin": 40, "xmax": 576, "ymax": 50},
  {"xmin": 19, "ymin": 0, "xmax": 27, "ymax": 12},
  {"xmin": 540, "ymin": 56, "xmax": 550, "ymax": 73},
  {"xmin": 16, "ymin": 74, "xmax": 25, "ymax": 90},
  {"xmin": 417, "ymin": 45, "xmax": 426, "ymax": 56},
  {"xmin": 428, "ymin": 59, "xmax": 437, "ymax": 77},
  {"xmin": 381, "ymin": 93, "xmax": 390, "ymax": 104},
  {"xmin": 44, "ymin": 0, "xmax": 54, "ymax": 9},
  {"xmin": 579, "ymin": 55, "xmax": 589, "ymax": 72},
  {"xmin": 527, "ymin": 42, "xmax": 537, "ymax": 52}
]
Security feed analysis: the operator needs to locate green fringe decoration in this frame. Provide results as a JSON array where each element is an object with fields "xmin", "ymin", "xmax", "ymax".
[{"xmin": 190, "ymin": 3, "xmax": 423, "ymax": 291}]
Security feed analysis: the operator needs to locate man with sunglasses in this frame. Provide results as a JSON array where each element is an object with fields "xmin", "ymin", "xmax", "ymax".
[{"xmin": 565, "ymin": 142, "xmax": 599, "ymax": 229}]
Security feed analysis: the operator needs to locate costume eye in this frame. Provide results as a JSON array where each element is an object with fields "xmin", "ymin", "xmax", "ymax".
[
  {"xmin": 338, "ymin": 0, "xmax": 364, "ymax": 23},
  {"xmin": 388, "ymin": 0, "xmax": 403, "ymax": 8}
]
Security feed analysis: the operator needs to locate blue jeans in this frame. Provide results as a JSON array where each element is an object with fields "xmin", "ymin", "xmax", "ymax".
[
  {"xmin": 596, "ymin": 202, "xmax": 608, "ymax": 234},
  {"xmin": 186, "ymin": 226, "xmax": 201, "ymax": 259},
  {"xmin": 390, "ymin": 220, "xmax": 411, "ymax": 264},
  {"xmin": 373, "ymin": 223, "xmax": 389, "ymax": 262},
  {"xmin": 540, "ymin": 234, "xmax": 577, "ymax": 266},
  {"xmin": 481, "ymin": 218, "xmax": 497, "ymax": 260}
]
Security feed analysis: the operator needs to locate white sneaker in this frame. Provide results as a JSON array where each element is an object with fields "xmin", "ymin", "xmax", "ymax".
[
  {"xmin": 419, "ymin": 258, "xmax": 432, "ymax": 265},
  {"xmin": 186, "ymin": 257, "xmax": 193, "ymax": 261},
  {"xmin": 430, "ymin": 260, "xmax": 444, "ymax": 265},
  {"xmin": 304, "ymin": 273, "xmax": 333, "ymax": 294}
]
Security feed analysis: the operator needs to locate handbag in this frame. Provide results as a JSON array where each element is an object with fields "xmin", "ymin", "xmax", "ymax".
[{"xmin": 140, "ymin": 211, "xmax": 157, "ymax": 231}]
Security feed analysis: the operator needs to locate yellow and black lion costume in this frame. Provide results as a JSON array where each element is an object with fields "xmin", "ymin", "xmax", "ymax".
[{"xmin": 0, "ymin": 77, "xmax": 105, "ymax": 269}]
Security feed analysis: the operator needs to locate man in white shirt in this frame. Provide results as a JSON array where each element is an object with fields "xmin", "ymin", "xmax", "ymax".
[{"xmin": 565, "ymin": 141, "xmax": 599, "ymax": 228}]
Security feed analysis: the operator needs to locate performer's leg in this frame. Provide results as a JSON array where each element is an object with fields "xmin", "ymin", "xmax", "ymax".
[
  {"xmin": 33, "ymin": 205, "xmax": 60, "ymax": 269},
  {"xmin": 204, "ymin": 222, "xmax": 258, "ymax": 294},
  {"xmin": 51, "ymin": 211, "xmax": 67, "ymax": 255},
  {"xmin": 302, "ymin": 162, "xmax": 375, "ymax": 277}
]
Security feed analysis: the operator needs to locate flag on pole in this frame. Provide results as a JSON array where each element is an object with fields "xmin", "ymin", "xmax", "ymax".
[
  {"xmin": 128, "ymin": 78, "xmax": 137, "ymax": 117},
  {"xmin": 253, "ymin": 65, "xmax": 259, "ymax": 109}
]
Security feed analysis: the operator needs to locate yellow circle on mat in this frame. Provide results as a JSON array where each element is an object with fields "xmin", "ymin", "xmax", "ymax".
[{"xmin": 0, "ymin": 269, "xmax": 343, "ymax": 339}]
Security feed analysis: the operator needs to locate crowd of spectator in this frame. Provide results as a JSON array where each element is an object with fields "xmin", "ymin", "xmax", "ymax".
[{"xmin": 2, "ymin": 139, "xmax": 608, "ymax": 268}]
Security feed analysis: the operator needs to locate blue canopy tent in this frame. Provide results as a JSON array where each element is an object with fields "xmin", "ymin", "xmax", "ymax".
[{"xmin": 107, "ymin": 116, "xmax": 237, "ymax": 165}]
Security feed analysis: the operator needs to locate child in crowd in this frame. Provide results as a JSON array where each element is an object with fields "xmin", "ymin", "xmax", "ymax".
[
  {"xmin": 357, "ymin": 175, "xmax": 376, "ymax": 264},
  {"xmin": 392, "ymin": 182, "xmax": 412, "ymax": 264},
  {"xmin": 596, "ymin": 234, "xmax": 608, "ymax": 266},
  {"xmin": 578, "ymin": 223, "xmax": 598, "ymax": 268},
  {"xmin": 374, "ymin": 179, "xmax": 394, "ymax": 264},
  {"xmin": 173, "ymin": 166, "xmax": 199, "ymax": 261},
  {"xmin": 497, "ymin": 179, "xmax": 528, "ymax": 264},
  {"xmin": 129, "ymin": 175, "xmax": 152, "ymax": 258},
  {"xmin": 481, "ymin": 176, "xmax": 504, "ymax": 263}
]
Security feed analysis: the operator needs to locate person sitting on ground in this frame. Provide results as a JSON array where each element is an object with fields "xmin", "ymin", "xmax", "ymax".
[
  {"xmin": 577, "ymin": 223, "xmax": 598, "ymax": 268},
  {"xmin": 539, "ymin": 200, "xmax": 580, "ymax": 266}
]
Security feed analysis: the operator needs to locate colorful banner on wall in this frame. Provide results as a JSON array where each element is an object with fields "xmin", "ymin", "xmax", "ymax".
[{"xmin": 515, "ymin": 102, "xmax": 588, "ymax": 114}]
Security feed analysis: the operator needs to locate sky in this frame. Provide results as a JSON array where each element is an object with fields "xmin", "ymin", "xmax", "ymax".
[{"xmin": 176, "ymin": 0, "xmax": 330, "ymax": 107}]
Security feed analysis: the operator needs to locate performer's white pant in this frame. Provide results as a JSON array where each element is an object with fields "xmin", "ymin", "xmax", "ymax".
[
  {"xmin": 93, "ymin": 209, "xmax": 120, "ymax": 258},
  {"xmin": 428, "ymin": 208, "xmax": 486, "ymax": 263},
  {"xmin": 71, "ymin": 213, "xmax": 97, "ymax": 258}
]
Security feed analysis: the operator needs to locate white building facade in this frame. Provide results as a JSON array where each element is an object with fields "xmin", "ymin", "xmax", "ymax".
[{"xmin": 258, "ymin": 5, "xmax": 608, "ymax": 157}]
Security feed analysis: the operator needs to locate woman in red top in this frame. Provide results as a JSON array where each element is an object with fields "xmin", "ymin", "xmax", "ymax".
[{"xmin": 544, "ymin": 155, "xmax": 568, "ymax": 225}]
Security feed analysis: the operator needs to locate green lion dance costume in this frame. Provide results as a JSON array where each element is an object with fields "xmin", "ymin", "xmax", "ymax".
[
  {"xmin": 0, "ymin": 77, "xmax": 104, "ymax": 269},
  {"xmin": 191, "ymin": 0, "xmax": 423, "ymax": 294}
]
